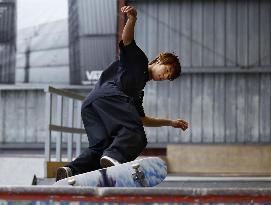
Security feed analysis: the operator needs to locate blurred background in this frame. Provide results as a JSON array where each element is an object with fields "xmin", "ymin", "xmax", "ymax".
[{"xmin": 0, "ymin": 0, "xmax": 270, "ymax": 185}]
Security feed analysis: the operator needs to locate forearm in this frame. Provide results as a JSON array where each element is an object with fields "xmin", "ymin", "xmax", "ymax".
[
  {"xmin": 141, "ymin": 116, "xmax": 172, "ymax": 127},
  {"xmin": 122, "ymin": 17, "xmax": 136, "ymax": 45}
]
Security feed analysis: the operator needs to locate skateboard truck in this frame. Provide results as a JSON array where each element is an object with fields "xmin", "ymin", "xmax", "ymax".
[{"xmin": 132, "ymin": 163, "xmax": 147, "ymax": 187}]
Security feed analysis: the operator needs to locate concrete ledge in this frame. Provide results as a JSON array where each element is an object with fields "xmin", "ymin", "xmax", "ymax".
[
  {"xmin": 167, "ymin": 144, "xmax": 271, "ymax": 175},
  {"xmin": 0, "ymin": 186, "xmax": 271, "ymax": 197},
  {"xmin": 0, "ymin": 186, "xmax": 271, "ymax": 203},
  {"xmin": 165, "ymin": 175, "xmax": 271, "ymax": 181}
]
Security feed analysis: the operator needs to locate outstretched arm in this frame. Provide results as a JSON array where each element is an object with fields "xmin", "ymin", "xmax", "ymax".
[
  {"xmin": 121, "ymin": 6, "xmax": 137, "ymax": 46},
  {"xmin": 141, "ymin": 116, "xmax": 189, "ymax": 131}
]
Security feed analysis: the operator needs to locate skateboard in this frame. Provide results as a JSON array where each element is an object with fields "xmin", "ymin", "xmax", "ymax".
[{"xmin": 53, "ymin": 157, "xmax": 167, "ymax": 187}]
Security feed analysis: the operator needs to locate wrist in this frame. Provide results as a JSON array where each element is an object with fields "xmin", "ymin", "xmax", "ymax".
[{"xmin": 128, "ymin": 16, "xmax": 137, "ymax": 22}]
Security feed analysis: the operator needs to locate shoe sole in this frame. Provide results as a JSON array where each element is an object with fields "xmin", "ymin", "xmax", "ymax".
[
  {"xmin": 100, "ymin": 157, "xmax": 115, "ymax": 168},
  {"xmin": 56, "ymin": 167, "xmax": 72, "ymax": 181}
]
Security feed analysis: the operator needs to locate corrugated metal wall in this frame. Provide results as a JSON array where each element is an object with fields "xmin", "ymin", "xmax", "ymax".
[
  {"xmin": 132, "ymin": 0, "xmax": 270, "ymax": 69},
  {"xmin": 129, "ymin": 0, "xmax": 271, "ymax": 144},
  {"xmin": 16, "ymin": 20, "xmax": 69, "ymax": 84},
  {"xmin": 0, "ymin": 86, "xmax": 89, "ymax": 144},
  {"xmin": 0, "ymin": 0, "xmax": 16, "ymax": 84},
  {"xmin": 69, "ymin": 0, "xmax": 117, "ymax": 84},
  {"xmin": 0, "ymin": 89, "xmax": 46, "ymax": 143}
]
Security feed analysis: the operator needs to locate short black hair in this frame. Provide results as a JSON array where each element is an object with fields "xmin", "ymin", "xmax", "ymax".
[{"xmin": 149, "ymin": 52, "xmax": 181, "ymax": 81}]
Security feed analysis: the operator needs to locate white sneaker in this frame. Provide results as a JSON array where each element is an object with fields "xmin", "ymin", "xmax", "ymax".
[{"xmin": 100, "ymin": 156, "xmax": 120, "ymax": 168}]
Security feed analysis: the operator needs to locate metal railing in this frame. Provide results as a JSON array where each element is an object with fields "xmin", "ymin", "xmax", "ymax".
[{"xmin": 44, "ymin": 86, "xmax": 86, "ymax": 164}]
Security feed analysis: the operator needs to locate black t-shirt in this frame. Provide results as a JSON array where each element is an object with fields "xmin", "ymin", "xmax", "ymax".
[{"xmin": 82, "ymin": 40, "xmax": 149, "ymax": 117}]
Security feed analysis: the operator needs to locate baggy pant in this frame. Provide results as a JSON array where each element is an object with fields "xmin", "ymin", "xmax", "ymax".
[{"xmin": 66, "ymin": 95, "xmax": 147, "ymax": 175}]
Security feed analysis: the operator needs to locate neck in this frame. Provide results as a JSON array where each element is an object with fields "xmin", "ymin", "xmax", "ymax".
[{"xmin": 148, "ymin": 64, "xmax": 154, "ymax": 80}]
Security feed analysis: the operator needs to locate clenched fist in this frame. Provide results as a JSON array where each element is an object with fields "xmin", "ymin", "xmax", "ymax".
[
  {"xmin": 170, "ymin": 119, "xmax": 189, "ymax": 131},
  {"xmin": 121, "ymin": 6, "xmax": 137, "ymax": 20}
]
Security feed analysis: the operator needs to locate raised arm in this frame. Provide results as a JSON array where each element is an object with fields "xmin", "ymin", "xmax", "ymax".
[{"xmin": 120, "ymin": 6, "xmax": 137, "ymax": 46}]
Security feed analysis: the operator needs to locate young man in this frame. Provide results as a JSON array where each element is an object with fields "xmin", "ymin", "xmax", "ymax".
[{"xmin": 56, "ymin": 6, "xmax": 188, "ymax": 181}]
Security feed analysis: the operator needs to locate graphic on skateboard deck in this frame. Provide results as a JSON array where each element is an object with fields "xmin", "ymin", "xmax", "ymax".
[{"xmin": 53, "ymin": 157, "xmax": 167, "ymax": 187}]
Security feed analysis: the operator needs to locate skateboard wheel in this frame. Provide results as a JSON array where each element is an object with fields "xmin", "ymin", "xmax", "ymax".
[
  {"xmin": 132, "ymin": 163, "xmax": 140, "ymax": 170},
  {"xmin": 68, "ymin": 177, "xmax": 76, "ymax": 186}
]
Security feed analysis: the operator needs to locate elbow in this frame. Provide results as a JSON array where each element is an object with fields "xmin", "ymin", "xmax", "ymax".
[
  {"xmin": 122, "ymin": 38, "xmax": 133, "ymax": 46},
  {"xmin": 140, "ymin": 116, "xmax": 147, "ymax": 126}
]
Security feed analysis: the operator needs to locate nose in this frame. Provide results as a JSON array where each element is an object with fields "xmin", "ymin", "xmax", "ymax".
[{"xmin": 164, "ymin": 72, "xmax": 170, "ymax": 79}]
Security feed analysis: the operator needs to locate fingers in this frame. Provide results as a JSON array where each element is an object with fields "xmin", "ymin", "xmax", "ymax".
[
  {"xmin": 175, "ymin": 119, "xmax": 189, "ymax": 131},
  {"xmin": 121, "ymin": 6, "xmax": 137, "ymax": 17},
  {"xmin": 121, "ymin": 6, "xmax": 132, "ymax": 12},
  {"xmin": 179, "ymin": 119, "xmax": 188, "ymax": 125},
  {"xmin": 179, "ymin": 122, "xmax": 188, "ymax": 131},
  {"xmin": 181, "ymin": 124, "xmax": 188, "ymax": 131},
  {"xmin": 178, "ymin": 119, "xmax": 188, "ymax": 127}
]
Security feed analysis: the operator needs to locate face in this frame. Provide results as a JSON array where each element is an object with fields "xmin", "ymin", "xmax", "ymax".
[{"xmin": 151, "ymin": 62, "xmax": 173, "ymax": 81}]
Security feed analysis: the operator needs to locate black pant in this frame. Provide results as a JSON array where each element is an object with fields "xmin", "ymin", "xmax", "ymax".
[{"xmin": 66, "ymin": 95, "xmax": 147, "ymax": 175}]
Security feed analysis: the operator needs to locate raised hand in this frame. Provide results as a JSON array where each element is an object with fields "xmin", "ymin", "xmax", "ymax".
[{"xmin": 121, "ymin": 6, "xmax": 137, "ymax": 20}]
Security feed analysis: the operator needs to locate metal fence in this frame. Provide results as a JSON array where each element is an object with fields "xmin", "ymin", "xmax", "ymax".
[{"xmin": 44, "ymin": 86, "xmax": 86, "ymax": 164}]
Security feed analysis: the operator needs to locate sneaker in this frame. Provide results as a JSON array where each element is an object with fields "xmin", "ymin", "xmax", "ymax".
[
  {"xmin": 100, "ymin": 156, "xmax": 120, "ymax": 168},
  {"xmin": 56, "ymin": 167, "xmax": 72, "ymax": 181}
]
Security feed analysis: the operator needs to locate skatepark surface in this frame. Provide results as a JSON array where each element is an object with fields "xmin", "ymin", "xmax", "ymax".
[
  {"xmin": 0, "ymin": 153, "xmax": 271, "ymax": 204},
  {"xmin": 0, "ymin": 153, "xmax": 271, "ymax": 189},
  {"xmin": 0, "ymin": 154, "xmax": 45, "ymax": 186}
]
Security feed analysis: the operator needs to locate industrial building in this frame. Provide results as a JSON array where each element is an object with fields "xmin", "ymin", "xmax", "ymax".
[
  {"xmin": 68, "ymin": 0, "xmax": 117, "ymax": 84},
  {"xmin": 16, "ymin": 19, "xmax": 69, "ymax": 84},
  {"xmin": 0, "ymin": 0, "xmax": 16, "ymax": 84}
]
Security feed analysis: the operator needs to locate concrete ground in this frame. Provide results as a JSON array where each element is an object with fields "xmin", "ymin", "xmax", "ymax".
[{"xmin": 0, "ymin": 153, "xmax": 45, "ymax": 186}]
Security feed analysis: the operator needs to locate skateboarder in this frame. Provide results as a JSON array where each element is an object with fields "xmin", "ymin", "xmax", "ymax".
[{"xmin": 56, "ymin": 6, "xmax": 188, "ymax": 181}]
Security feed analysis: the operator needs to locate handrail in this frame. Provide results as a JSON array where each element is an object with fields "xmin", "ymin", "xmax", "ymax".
[
  {"xmin": 44, "ymin": 86, "xmax": 87, "ymax": 177},
  {"xmin": 49, "ymin": 125, "xmax": 85, "ymax": 134},
  {"xmin": 45, "ymin": 86, "xmax": 85, "ymax": 100}
]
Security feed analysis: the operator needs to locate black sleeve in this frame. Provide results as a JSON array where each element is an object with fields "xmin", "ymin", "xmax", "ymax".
[
  {"xmin": 119, "ymin": 40, "xmax": 147, "ymax": 66},
  {"xmin": 133, "ymin": 91, "xmax": 145, "ymax": 117},
  {"xmin": 119, "ymin": 40, "xmax": 137, "ymax": 52}
]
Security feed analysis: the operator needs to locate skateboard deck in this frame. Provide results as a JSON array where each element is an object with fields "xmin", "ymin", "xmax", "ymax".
[{"xmin": 53, "ymin": 157, "xmax": 167, "ymax": 187}]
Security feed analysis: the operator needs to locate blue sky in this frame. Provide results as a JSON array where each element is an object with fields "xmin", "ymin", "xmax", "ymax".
[{"xmin": 17, "ymin": 0, "xmax": 68, "ymax": 30}]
